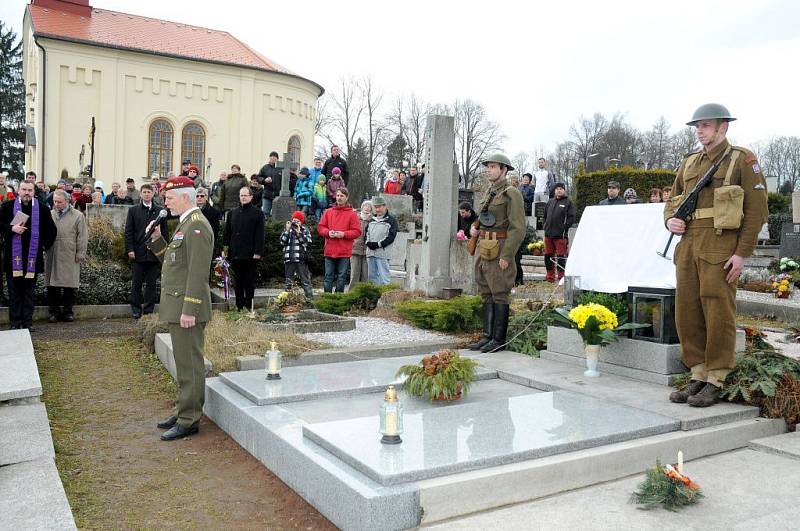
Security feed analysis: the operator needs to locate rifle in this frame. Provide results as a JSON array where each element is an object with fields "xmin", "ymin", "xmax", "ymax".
[
  {"xmin": 466, "ymin": 219, "xmax": 479, "ymax": 256},
  {"xmin": 657, "ymin": 149, "xmax": 731, "ymax": 259}
]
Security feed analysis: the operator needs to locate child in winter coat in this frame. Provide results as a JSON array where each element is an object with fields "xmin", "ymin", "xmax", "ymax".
[
  {"xmin": 280, "ymin": 211, "xmax": 314, "ymax": 299},
  {"xmin": 312, "ymin": 175, "xmax": 328, "ymax": 222}
]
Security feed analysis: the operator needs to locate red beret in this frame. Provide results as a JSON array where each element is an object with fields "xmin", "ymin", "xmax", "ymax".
[
  {"xmin": 188, "ymin": 165, "xmax": 199, "ymax": 173},
  {"xmin": 291, "ymin": 211, "xmax": 305, "ymax": 224},
  {"xmin": 164, "ymin": 176, "xmax": 195, "ymax": 191}
]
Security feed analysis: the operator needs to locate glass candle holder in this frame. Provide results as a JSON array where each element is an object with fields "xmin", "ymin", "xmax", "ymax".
[{"xmin": 379, "ymin": 385, "xmax": 403, "ymax": 445}]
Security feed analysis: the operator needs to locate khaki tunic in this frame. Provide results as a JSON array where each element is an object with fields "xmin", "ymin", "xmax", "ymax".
[
  {"xmin": 665, "ymin": 139, "xmax": 768, "ymax": 385},
  {"xmin": 44, "ymin": 207, "xmax": 88, "ymax": 288},
  {"xmin": 474, "ymin": 181, "xmax": 526, "ymax": 305}
]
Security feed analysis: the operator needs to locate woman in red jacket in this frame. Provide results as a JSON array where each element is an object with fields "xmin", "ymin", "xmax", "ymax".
[
  {"xmin": 317, "ymin": 187, "xmax": 361, "ymax": 293},
  {"xmin": 383, "ymin": 170, "xmax": 402, "ymax": 194}
]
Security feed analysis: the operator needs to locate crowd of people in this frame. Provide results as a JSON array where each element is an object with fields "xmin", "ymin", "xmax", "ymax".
[
  {"xmin": 380, "ymin": 165, "xmax": 425, "ymax": 212},
  {"xmin": 598, "ymin": 181, "xmax": 672, "ymax": 206}
]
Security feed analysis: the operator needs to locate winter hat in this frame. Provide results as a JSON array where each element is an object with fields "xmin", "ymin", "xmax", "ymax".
[
  {"xmin": 332, "ymin": 167, "xmax": 342, "ymax": 175},
  {"xmin": 553, "ymin": 182, "xmax": 566, "ymax": 190},
  {"xmin": 291, "ymin": 211, "xmax": 305, "ymax": 224},
  {"xmin": 298, "ymin": 167, "xmax": 310, "ymax": 176},
  {"xmin": 94, "ymin": 180, "xmax": 105, "ymax": 190},
  {"xmin": 623, "ymin": 188, "xmax": 637, "ymax": 199},
  {"xmin": 372, "ymin": 196, "xmax": 387, "ymax": 207},
  {"xmin": 317, "ymin": 175, "xmax": 326, "ymax": 184}
]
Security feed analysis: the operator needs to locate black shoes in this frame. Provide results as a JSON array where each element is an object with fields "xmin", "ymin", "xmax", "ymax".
[
  {"xmin": 480, "ymin": 303, "xmax": 510, "ymax": 353},
  {"xmin": 157, "ymin": 415, "xmax": 178, "ymax": 429},
  {"xmin": 687, "ymin": 383, "xmax": 721, "ymax": 408},
  {"xmin": 467, "ymin": 303, "xmax": 494, "ymax": 350},
  {"xmin": 669, "ymin": 379, "xmax": 705, "ymax": 403},
  {"xmin": 160, "ymin": 423, "xmax": 199, "ymax": 441}
]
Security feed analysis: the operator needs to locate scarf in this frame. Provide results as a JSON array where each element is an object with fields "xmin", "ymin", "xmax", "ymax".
[{"xmin": 12, "ymin": 197, "xmax": 40, "ymax": 278}]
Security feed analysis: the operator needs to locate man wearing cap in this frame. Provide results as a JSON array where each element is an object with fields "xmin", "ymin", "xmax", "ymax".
[
  {"xmin": 257, "ymin": 151, "xmax": 282, "ymax": 218},
  {"xmin": 666, "ymin": 104, "xmax": 768, "ymax": 407},
  {"xmin": 293, "ymin": 167, "xmax": 314, "ymax": 216},
  {"xmin": 623, "ymin": 188, "xmax": 641, "ymax": 204},
  {"xmin": 147, "ymin": 177, "xmax": 213, "ymax": 440},
  {"xmin": 543, "ymin": 183, "xmax": 576, "ymax": 282},
  {"xmin": 466, "ymin": 153, "xmax": 526, "ymax": 353},
  {"xmin": 365, "ymin": 196, "xmax": 398, "ymax": 285},
  {"xmin": 598, "ymin": 181, "xmax": 625, "ymax": 205},
  {"xmin": 179, "ymin": 159, "xmax": 191, "ymax": 177},
  {"xmin": 125, "ymin": 178, "xmax": 140, "ymax": 204},
  {"xmin": 281, "ymin": 211, "xmax": 314, "ymax": 299}
]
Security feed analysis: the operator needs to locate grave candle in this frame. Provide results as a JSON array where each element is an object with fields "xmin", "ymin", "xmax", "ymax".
[
  {"xmin": 677, "ymin": 450, "xmax": 684, "ymax": 474},
  {"xmin": 380, "ymin": 386, "xmax": 403, "ymax": 445},
  {"xmin": 265, "ymin": 341, "xmax": 282, "ymax": 380}
]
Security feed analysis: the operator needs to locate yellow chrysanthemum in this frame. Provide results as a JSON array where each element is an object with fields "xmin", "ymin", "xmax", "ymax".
[
  {"xmin": 568, "ymin": 303, "xmax": 618, "ymax": 331},
  {"xmin": 779, "ymin": 285, "xmax": 789, "ymax": 292}
]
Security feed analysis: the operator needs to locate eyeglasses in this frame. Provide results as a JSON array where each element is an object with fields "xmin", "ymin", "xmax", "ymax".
[{"xmin": 197, "ymin": 194, "xmax": 206, "ymax": 197}]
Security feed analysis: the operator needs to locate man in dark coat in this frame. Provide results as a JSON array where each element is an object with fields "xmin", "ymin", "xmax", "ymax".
[
  {"xmin": 257, "ymin": 151, "xmax": 281, "ymax": 218},
  {"xmin": 124, "ymin": 184, "xmax": 168, "ymax": 319},
  {"xmin": 223, "ymin": 186, "xmax": 265, "ymax": 311},
  {"xmin": 217, "ymin": 165, "xmax": 248, "ymax": 213},
  {"xmin": 543, "ymin": 183, "xmax": 576, "ymax": 282},
  {"xmin": 322, "ymin": 145, "xmax": 349, "ymax": 185},
  {"xmin": 0, "ymin": 181, "xmax": 57, "ymax": 330}
]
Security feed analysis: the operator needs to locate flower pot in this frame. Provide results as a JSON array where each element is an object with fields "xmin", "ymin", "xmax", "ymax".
[
  {"xmin": 584, "ymin": 344, "xmax": 600, "ymax": 377},
  {"xmin": 532, "ymin": 249, "xmax": 542, "ymax": 256},
  {"xmin": 777, "ymin": 291, "xmax": 790, "ymax": 299},
  {"xmin": 433, "ymin": 382, "xmax": 464, "ymax": 401}
]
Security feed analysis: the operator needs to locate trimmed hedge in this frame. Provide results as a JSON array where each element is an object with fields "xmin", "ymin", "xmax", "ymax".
[
  {"xmin": 574, "ymin": 167, "xmax": 676, "ymax": 218},
  {"xmin": 768, "ymin": 212, "xmax": 791, "ymax": 244},
  {"xmin": 395, "ymin": 295, "xmax": 482, "ymax": 332},
  {"xmin": 313, "ymin": 282, "xmax": 396, "ymax": 315},
  {"xmin": 768, "ymin": 192, "xmax": 791, "ymax": 215}
]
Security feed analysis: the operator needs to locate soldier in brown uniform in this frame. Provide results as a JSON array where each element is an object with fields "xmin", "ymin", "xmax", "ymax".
[
  {"xmin": 147, "ymin": 177, "xmax": 214, "ymax": 440},
  {"xmin": 467, "ymin": 154, "xmax": 526, "ymax": 353},
  {"xmin": 665, "ymin": 104, "xmax": 768, "ymax": 407}
]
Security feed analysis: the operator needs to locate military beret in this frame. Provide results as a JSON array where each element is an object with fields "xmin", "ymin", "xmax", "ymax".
[
  {"xmin": 188, "ymin": 165, "xmax": 199, "ymax": 173},
  {"xmin": 164, "ymin": 176, "xmax": 195, "ymax": 191}
]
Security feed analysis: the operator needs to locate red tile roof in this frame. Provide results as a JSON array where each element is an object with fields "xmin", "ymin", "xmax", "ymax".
[{"xmin": 28, "ymin": 3, "xmax": 296, "ymax": 77}]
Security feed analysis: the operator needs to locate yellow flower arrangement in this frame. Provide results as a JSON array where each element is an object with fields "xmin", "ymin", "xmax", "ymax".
[
  {"xmin": 556, "ymin": 302, "xmax": 647, "ymax": 346},
  {"xmin": 568, "ymin": 303, "xmax": 619, "ymax": 331}
]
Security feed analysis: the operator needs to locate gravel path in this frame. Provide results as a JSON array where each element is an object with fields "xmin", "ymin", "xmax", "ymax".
[{"xmin": 300, "ymin": 317, "xmax": 454, "ymax": 347}]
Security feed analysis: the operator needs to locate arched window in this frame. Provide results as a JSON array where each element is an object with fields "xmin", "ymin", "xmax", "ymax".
[
  {"xmin": 148, "ymin": 119, "xmax": 173, "ymax": 178},
  {"xmin": 181, "ymin": 122, "xmax": 206, "ymax": 172},
  {"xmin": 287, "ymin": 135, "xmax": 301, "ymax": 165}
]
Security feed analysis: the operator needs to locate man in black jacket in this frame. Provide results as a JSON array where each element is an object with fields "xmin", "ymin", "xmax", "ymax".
[
  {"xmin": 124, "ymin": 184, "xmax": 168, "ymax": 319},
  {"xmin": 223, "ymin": 186, "xmax": 265, "ymax": 311},
  {"xmin": 196, "ymin": 187, "xmax": 222, "ymax": 256},
  {"xmin": 257, "ymin": 151, "xmax": 281, "ymax": 218},
  {"xmin": 322, "ymin": 145, "xmax": 349, "ymax": 186},
  {"xmin": 1, "ymin": 181, "xmax": 57, "ymax": 330},
  {"xmin": 542, "ymin": 183, "xmax": 576, "ymax": 282}
]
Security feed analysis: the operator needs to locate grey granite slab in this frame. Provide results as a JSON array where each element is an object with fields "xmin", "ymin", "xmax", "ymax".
[
  {"xmin": 302, "ymin": 390, "xmax": 680, "ymax": 486},
  {"xmin": 473, "ymin": 350, "xmax": 759, "ymax": 431},
  {"xmin": 749, "ymin": 431, "xmax": 800, "ymax": 460},
  {"xmin": 540, "ymin": 349, "xmax": 680, "ymax": 386},
  {"xmin": 0, "ymin": 330, "xmax": 41, "ymax": 401},
  {"xmin": 219, "ymin": 356, "xmax": 497, "ymax": 406},
  {"xmin": 0, "ymin": 458, "xmax": 76, "ymax": 530},
  {"xmin": 0, "ymin": 403, "xmax": 54, "ymax": 466}
]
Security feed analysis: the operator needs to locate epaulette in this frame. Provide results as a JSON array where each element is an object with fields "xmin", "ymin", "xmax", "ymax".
[
  {"xmin": 683, "ymin": 150, "xmax": 701, "ymax": 159},
  {"xmin": 190, "ymin": 213, "xmax": 201, "ymax": 222},
  {"xmin": 731, "ymin": 145, "xmax": 758, "ymax": 165}
]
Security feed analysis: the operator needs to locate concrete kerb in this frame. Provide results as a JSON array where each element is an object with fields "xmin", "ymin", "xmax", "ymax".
[
  {"xmin": 236, "ymin": 338, "xmax": 459, "ymax": 370},
  {"xmin": 155, "ymin": 333, "xmax": 213, "ymax": 380},
  {"xmin": 736, "ymin": 296, "xmax": 800, "ymax": 323},
  {"xmin": 0, "ymin": 302, "xmax": 229, "ymax": 324}
]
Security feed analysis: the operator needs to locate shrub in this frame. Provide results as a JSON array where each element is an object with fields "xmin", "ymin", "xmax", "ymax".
[
  {"xmin": 763, "ymin": 375, "xmax": 800, "ymax": 427},
  {"xmin": 255, "ymin": 220, "xmax": 325, "ymax": 282},
  {"xmin": 574, "ymin": 167, "xmax": 676, "ymax": 219},
  {"xmin": 33, "ymin": 260, "xmax": 138, "ymax": 306},
  {"xmin": 768, "ymin": 192, "xmax": 791, "ymax": 215},
  {"xmin": 86, "ymin": 216, "xmax": 124, "ymax": 262},
  {"xmin": 507, "ymin": 305, "xmax": 557, "ymax": 356},
  {"xmin": 722, "ymin": 347, "xmax": 800, "ymax": 404},
  {"xmin": 768, "ymin": 212, "xmax": 792, "ymax": 244},
  {"xmin": 313, "ymin": 282, "xmax": 397, "ymax": 315},
  {"xmin": 575, "ymin": 291, "xmax": 629, "ymax": 322},
  {"xmin": 395, "ymin": 295, "xmax": 482, "ymax": 332}
]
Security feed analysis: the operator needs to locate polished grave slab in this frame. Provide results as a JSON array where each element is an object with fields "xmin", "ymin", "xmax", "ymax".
[
  {"xmin": 301, "ymin": 390, "xmax": 681, "ymax": 486},
  {"xmin": 218, "ymin": 356, "xmax": 497, "ymax": 406}
]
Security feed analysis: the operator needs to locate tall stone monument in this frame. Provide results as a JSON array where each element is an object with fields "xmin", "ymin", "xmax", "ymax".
[
  {"xmin": 271, "ymin": 152, "xmax": 298, "ymax": 222},
  {"xmin": 416, "ymin": 115, "xmax": 458, "ymax": 296}
]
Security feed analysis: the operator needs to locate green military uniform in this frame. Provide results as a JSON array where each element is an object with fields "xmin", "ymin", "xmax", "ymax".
[
  {"xmin": 468, "ymin": 153, "xmax": 527, "ymax": 353},
  {"xmin": 148, "ymin": 207, "xmax": 214, "ymax": 429},
  {"xmin": 665, "ymin": 105, "xmax": 768, "ymax": 397}
]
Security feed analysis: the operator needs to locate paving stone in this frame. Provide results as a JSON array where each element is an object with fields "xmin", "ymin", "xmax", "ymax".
[
  {"xmin": 302, "ymin": 390, "xmax": 680, "ymax": 486},
  {"xmin": 0, "ymin": 458, "xmax": 76, "ymax": 530},
  {"xmin": 0, "ymin": 329, "xmax": 42, "ymax": 401},
  {"xmin": 749, "ymin": 431, "xmax": 800, "ymax": 460},
  {"xmin": 0, "ymin": 402, "xmax": 54, "ymax": 466}
]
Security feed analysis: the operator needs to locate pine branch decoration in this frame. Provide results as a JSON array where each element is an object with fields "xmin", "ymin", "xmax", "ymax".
[{"xmin": 630, "ymin": 460, "xmax": 703, "ymax": 511}]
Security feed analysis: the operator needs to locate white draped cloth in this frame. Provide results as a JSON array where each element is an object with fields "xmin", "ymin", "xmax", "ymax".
[{"xmin": 564, "ymin": 203, "xmax": 680, "ymax": 293}]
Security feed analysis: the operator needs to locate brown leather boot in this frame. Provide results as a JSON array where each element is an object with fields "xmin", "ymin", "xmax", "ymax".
[
  {"xmin": 687, "ymin": 382, "xmax": 721, "ymax": 408},
  {"xmin": 669, "ymin": 379, "xmax": 705, "ymax": 403}
]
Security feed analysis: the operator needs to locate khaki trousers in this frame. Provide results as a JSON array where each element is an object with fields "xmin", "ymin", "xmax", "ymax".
[{"xmin": 169, "ymin": 322, "xmax": 207, "ymax": 428}]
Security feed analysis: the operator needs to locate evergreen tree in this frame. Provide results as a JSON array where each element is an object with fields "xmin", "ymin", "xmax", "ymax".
[
  {"xmin": 385, "ymin": 133, "xmax": 408, "ymax": 172},
  {"xmin": 0, "ymin": 22, "xmax": 26, "ymax": 179},
  {"xmin": 346, "ymin": 138, "xmax": 376, "ymax": 207}
]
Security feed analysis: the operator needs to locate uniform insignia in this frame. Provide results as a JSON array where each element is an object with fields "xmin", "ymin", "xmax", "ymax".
[
  {"xmin": 744, "ymin": 155, "xmax": 757, "ymax": 165},
  {"xmin": 174, "ymin": 232, "xmax": 184, "ymax": 241},
  {"xmin": 194, "ymin": 229, "xmax": 201, "ymax": 234},
  {"xmin": 754, "ymin": 184, "xmax": 765, "ymax": 190},
  {"xmin": 752, "ymin": 164, "xmax": 761, "ymax": 174}
]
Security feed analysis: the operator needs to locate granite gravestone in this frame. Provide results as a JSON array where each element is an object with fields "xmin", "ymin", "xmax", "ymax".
[
  {"xmin": 534, "ymin": 201, "xmax": 547, "ymax": 230},
  {"xmin": 780, "ymin": 222, "xmax": 800, "ymax": 258},
  {"xmin": 271, "ymin": 152, "xmax": 298, "ymax": 222}
]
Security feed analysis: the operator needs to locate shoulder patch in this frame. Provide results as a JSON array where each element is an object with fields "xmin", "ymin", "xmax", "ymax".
[{"xmin": 744, "ymin": 154, "xmax": 757, "ymax": 165}]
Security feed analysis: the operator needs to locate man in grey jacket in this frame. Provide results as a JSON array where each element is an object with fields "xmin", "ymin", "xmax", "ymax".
[{"xmin": 364, "ymin": 196, "xmax": 398, "ymax": 285}]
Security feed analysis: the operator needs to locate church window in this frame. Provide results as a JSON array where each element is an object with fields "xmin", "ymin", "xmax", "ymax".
[
  {"xmin": 181, "ymin": 122, "xmax": 206, "ymax": 172},
  {"xmin": 287, "ymin": 135, "xmax": 301, "ymax": 164},
  {"xmin": 148, "ymin": 119, "xmax": 173, "ymax": 178}
]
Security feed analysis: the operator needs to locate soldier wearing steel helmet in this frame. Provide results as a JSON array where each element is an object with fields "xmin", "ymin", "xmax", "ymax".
[
  {"xmin": 665, "ymin": 104, "xmax": 768, "ymax": 407},
  {"xmin": 467, "ymin": 153, "xmax": 526, "ymax": 353}
]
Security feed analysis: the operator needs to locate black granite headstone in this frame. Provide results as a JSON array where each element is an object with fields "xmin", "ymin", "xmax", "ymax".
[
  {"xmin": 534, "ymin": 202, "xmax": 547, "ymax": 229},
  {"xmin": 780, "ymin": 222, "xmax": 800, "ymax": 258}
]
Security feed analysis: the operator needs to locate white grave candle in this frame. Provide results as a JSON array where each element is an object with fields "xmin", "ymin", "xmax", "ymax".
[{"xmin": 677, "ymin": 450, "xmax": 684, "ymax": 474}]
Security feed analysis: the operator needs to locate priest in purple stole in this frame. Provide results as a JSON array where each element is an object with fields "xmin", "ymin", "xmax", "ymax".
[{"xmin": 1, "ymin": 181, "xmax": 57, "ymax": 330}]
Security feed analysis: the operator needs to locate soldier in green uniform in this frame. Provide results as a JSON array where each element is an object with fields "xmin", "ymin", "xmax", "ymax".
[
  {"xmin": 147, "ymin": 176, "xmax": 214, "ymax": 440},
  {"xmin": 665, "ymin": 104, "xmax": 768, "ymax": 407},
  {"xmin": 467, "ymin": 154, "xmax": 526, "ymax": 353}
]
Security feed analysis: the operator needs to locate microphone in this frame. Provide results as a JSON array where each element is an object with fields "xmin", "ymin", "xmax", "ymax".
[{"xmin": 145, "ymin": 209, "xmax": 168, "ymax": 240}]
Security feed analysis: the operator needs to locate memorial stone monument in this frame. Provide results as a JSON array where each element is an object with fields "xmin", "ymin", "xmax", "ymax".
[{"xmin": 271, "ymin": 152, "xmax": 299, "ymax": 222}]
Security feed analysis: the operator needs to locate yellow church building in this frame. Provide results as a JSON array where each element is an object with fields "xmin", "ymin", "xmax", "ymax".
[{"xmin": 21, "ymin": 0, "xmax": 323, "ymax": 184}]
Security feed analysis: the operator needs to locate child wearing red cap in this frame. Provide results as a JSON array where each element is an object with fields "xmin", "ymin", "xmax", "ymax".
[{"xmin": 280, "ymin": 211, "xmax": 314, "ymax": 299}]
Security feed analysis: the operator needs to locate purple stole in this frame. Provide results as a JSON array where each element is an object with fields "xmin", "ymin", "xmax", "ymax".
[{"xmin": 11, "ymin": 198, "xmax": 40, "ymax": 279}]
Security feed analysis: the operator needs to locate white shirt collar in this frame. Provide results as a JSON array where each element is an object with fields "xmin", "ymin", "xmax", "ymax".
[{"xmin": 180, "ymin": 206, "xmax": 199, "ymax": 223}]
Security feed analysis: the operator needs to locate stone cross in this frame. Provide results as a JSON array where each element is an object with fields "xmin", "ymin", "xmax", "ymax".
[{"xmin": 277, "ymin": 152, "xmax": 299, "ymax": 197}]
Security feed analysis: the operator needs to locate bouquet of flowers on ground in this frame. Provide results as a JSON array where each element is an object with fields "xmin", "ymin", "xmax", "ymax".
[
  {"xmin": 527, "ymin": 240, "xmax": 544, "ymax": 255},
  {"xmin": 213, "ymin": 255, "xmax": 231, "ymax": 300},
  {"xmin": 554, "ymin": 303, "xmax": 645, "ymax": 346},
  {"xmin": 771, "ymin": 273, "xmax": 792, "ymax": 299}
]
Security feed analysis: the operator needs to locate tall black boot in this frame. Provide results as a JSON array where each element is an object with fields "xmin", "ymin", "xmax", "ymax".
[
  {"xmin": 467, "ymin": 302, "xmax": 494, "ymax": 350},
  {"xmin": 481, "ymin": 303, "xmax": 510, "ymax": 353}
]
